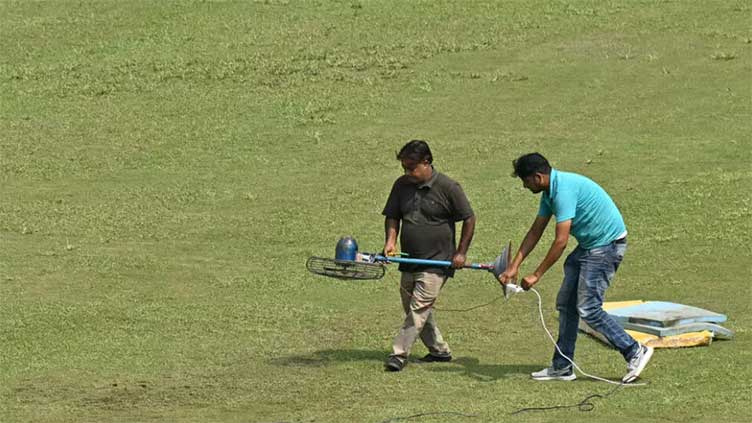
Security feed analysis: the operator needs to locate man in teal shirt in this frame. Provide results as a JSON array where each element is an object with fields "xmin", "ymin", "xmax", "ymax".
[{"xmin": 499, "ymin": 153, "xmax": 653, "ymax": 383}]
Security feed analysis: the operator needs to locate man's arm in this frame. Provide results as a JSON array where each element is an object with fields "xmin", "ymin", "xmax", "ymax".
[
  {"xmin": 452, "ymin": 215, "xmax": 476, "ymax": 268},
  {"xmin": 520, "ymin": 219, "xmax": 571, "ymax": 290},
  {"xmin": 499, "ymin": 215, "xmax": 550, "ymax": 284},
  {"xmin": 384, "ymin": 218, "xmax": 400, "ymax": 256}
]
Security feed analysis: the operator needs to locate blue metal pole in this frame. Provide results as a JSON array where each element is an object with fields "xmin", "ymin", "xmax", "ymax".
[{"xmin": 373, "ymin": 255, "xmax": 490, "ymax": 270}]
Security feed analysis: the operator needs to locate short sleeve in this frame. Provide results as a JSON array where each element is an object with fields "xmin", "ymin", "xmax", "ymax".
[
  {"xmin": 382, "ymin": 180, "xmax": 402, "ymax": 219},
  {"xmin": 449, "ymin": 182, "xmax": 474, "ymax": 221}
]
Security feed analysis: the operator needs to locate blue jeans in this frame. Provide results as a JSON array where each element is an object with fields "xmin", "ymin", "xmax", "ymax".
[{"xmin": 552, "ymin": 241, "xmax": 639, "ymax": 370}]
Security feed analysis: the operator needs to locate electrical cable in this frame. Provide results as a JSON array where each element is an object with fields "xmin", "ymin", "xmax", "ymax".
[
  {"xmin": 388, "ymin": 284, "xmax": 647, "ymax": 418},
  {"xmin": 510, "ymin": 383, "xmax": 625, "ymax": 414},
  {"xmin": 398, "ymin": 284, "xmax": 504, "ymax": 312},
  {"xmin": 379, "ymin": 411, "xmax": 478, "ymax": 423},
  {"xmin": 529, "ymin": 287, "xmax": 646, "ymax": 387},
  {"xmin": 397, "ymin": 284, "xmax": 646, "ymax": 385},
  {"xmin": 508, "ymin": 288, "xmax": 646, "ymax": 415}
]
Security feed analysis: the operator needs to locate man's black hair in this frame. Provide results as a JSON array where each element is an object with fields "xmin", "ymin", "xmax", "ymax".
[
  {"xmin": 396, "ymin": 140, "xmax": 433, "ymax": 164},
  {"xmin": 512, "ymin": 153, "xmax": 551, "ymax": 178}
]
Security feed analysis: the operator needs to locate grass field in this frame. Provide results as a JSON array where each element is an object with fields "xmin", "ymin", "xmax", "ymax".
[{"xmin": 1, "ymin": 1, "xmax": 750, "ymax": 422}]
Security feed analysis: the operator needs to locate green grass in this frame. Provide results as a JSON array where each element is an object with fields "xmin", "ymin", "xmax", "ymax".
[{"xmin": 1, "ymin": 1, "xmax": 750, "ymax": 422}]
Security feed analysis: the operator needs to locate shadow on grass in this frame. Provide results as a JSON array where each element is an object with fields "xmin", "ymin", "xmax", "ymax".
[
  {"xmin": 271, "ymin": 349, "xmax": 386, "ymax": 367},
  {"xmin": 426, "ymin": 357, "xmax": 541, "ymax": 382},
  {"xmin": 272, "ymin": 349, "xmax": 539, "ymax": 381}
]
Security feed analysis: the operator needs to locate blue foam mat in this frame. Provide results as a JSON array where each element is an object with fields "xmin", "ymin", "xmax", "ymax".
[
  {"xmin": 607, "ymin": 301, "xmax": 727, "ymax": 328},
  {"xmin": 621, "ymin": 321, "xmax": 734, "ymax": 339}
]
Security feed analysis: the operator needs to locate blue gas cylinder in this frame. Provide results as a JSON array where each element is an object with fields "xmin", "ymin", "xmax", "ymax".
[{"xmin": 335, "ymin": 236, "xmax": 359, "ymax": 261}]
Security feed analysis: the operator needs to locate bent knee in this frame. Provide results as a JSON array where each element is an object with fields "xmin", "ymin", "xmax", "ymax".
[{"xmin": 577, "ymin": 305, "xmax": 604, "ymax": 321}]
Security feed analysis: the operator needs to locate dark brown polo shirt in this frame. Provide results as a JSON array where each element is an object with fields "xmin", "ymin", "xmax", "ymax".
[{"xmin": 382, "ymin": 169, "xmax": 474, "ymax": 276}]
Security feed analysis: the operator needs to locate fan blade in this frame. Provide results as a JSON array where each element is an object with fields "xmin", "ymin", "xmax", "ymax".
[{"xmin": 306, "ymin": 257, "xmax": 386, "ymax": 280}]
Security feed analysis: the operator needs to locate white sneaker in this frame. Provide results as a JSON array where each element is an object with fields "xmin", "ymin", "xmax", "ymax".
[
  {"xmin": 623, "ymin": 344, "xmax": 654, "ymax": 383},
  {"xmin": 531, "ymin": 366, "xmax": 576, "ymax": 381}
]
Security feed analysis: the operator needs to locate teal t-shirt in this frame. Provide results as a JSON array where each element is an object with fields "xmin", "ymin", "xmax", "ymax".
[{"xmin": 538, "ymin": 169, "xmax": 626, "ymax": 249}]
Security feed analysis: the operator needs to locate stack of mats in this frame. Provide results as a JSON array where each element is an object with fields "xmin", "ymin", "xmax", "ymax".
[{"xmin": 579, "ymin": 300, "xmax": 734, "ymax": 348}]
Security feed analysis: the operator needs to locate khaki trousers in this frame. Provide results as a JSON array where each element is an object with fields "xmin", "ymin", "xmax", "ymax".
[{"xmin": 390, "ymin": 271, "xmax": 451, "ymax": 360}]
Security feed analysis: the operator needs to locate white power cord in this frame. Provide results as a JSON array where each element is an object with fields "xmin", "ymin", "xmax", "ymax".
[{"xmin": 528, "ymin": 287, "xmax": 646, "ymax": 387}]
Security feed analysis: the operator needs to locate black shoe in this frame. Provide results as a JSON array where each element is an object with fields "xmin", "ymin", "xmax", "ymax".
[
  {"xmin": 384, "ymin": 356, "xmax": 406, "ymax": 372},
  {"xmin": 419, "ymin": 353, "xmax": 452, "ymax": 363}
]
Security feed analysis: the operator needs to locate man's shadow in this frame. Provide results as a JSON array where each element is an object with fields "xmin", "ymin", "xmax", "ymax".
[
  {"xmin": 271, "ymin": 349, "xmax": 385, "ymax": 367},
  {"xmin": 427, "ymin": 357, "xmax": 541, "ymax": 382},
  {"xmin": 272, "ymin": 349, "xmax": 539, "ymax": 381}
]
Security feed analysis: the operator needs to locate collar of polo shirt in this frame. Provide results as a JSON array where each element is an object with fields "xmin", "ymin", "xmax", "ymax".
[{"xmin": 417, "ymin": 166, "xmax": 438, "ymax": 189}]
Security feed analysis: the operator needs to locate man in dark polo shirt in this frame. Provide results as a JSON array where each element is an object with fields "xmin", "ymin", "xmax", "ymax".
[{"xmin": 382, "ymin": 140, "xmax": 476, "ymax": 372}]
